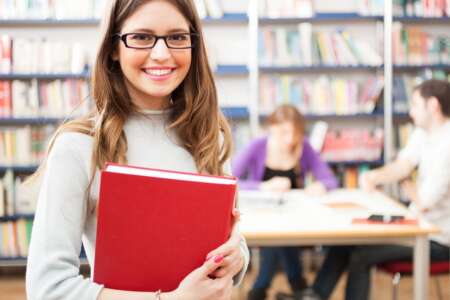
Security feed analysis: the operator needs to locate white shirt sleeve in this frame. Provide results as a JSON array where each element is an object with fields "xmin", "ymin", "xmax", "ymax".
[
  {"xmin": 398, "ymin": 128, "xmax": 426, "ymax": 167},
  {"xmin": 418, "ymin": 145, "xmax": 450, "ymax": 210},
  {"xmin": 26, "ymin": 133, "xmax": 103, "ymax": 300}
]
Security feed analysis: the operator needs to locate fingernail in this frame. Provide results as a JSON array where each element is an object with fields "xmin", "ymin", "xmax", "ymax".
[
  {"xmin": 206, "ymin": 254, "xmax": 213, "ymax": 261},
  {"xmin": 213, "ymin": 255, "xmax": 224, "ymax": 263}
]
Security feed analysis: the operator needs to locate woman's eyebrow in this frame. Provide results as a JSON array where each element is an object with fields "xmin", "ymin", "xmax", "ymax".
[{"xmin": 126, "ymin": 28, "xmax": 190, "ymax": 34}]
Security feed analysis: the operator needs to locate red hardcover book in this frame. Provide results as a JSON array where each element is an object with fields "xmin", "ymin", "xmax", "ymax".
[{"xmin": 93, "ymin": 163, "xmax": 237, "ymax": 292}]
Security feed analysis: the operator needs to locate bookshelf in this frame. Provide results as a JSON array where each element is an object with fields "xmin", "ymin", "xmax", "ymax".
[
  {"xmin": 0, "ymin": 72, "xmax": 90, "ymax": 80},
  {"xmin": 250, "ymin": 0, "xmax": 448, "ymax": 190},
  {"xmin": 259, "ymin": 65, "xmax": 383, "ymax": 73},
  {"xmin": 259, "ymin": 12, "xmax": 384, "ymax": 24},
  {"xmin": 253, "ymin": 0, "xmax": 386, "ymax": 185}
]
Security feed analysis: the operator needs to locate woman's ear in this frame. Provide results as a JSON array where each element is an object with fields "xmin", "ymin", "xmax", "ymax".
[{"xmin": 428, "ymin": 96, "xmax": 441, "ymax": 114}]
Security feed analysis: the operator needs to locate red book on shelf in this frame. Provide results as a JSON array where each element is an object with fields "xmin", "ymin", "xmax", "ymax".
[{"xmin": 93, "ymin": 163, "xmax": 237, "ymax": 292}]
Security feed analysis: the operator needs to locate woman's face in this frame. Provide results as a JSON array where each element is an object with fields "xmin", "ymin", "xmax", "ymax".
[
  {"xmin": 269, "ymin": 121, "xmax": 301, "ymax": 152},
  {"xmin": 116, "ymin": 0, "xmax": 192, "ymax": 110}
]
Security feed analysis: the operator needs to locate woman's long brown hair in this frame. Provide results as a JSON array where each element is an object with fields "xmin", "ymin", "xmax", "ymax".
[{"xmin": 27, "ymin": 0, "xmax": 232, "ymax": 191}]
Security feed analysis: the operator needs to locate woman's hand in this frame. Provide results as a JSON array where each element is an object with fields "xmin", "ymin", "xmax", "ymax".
[
  {"xmin": 205, "ymin": 209, "xmax": 244, "ymax": 279},
  {"xmin": 163, "ymin": 209, "xmax": 243, "ymax": 300},
  {"xmin": 168, "ymin": 255, "xmax": 233, "ymax": 300},
  {"xmin": 304, "ymin": 182, "xmax": 327, "ymax": 196},
  {"xmin": 259, "ymin": 176, "xmax": 291, "ymax": 192}
]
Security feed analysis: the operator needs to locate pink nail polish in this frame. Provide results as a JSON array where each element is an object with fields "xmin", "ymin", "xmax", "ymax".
[{"xmin": 214, "ymin": 255, "xmax": 224, "ymax": 263}]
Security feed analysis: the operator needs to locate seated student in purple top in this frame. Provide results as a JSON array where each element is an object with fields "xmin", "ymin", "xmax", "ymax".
[{"xmin": 232, "ymin": 104, "xmax": 338, "ymax": 300}]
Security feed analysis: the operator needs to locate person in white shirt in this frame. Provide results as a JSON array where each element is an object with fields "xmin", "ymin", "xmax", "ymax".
[
  {"xmin": 283, "ymin": 79, "xmax": 450, "ymax": 300},
  {"xmin": 25, "ymin": 1, "xmax": 249, "ymax": 300}
]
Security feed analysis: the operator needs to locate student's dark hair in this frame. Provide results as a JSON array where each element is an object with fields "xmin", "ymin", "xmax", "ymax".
[{"xmin": 414, "ymin": 79, "xmax": 450, "ymax": 117}]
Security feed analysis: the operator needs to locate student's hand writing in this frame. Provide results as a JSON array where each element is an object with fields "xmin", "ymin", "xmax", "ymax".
[
  {"xmin": 169, "ymin": 255, "xmax": 233, "ymax": 300},
  {"xmin": 206, "ymin": 209, "xmax": 244, "ymax": 279},
  {"xmin": 259, "ymin": 176, "xmax": 291, "ymax": 192}
]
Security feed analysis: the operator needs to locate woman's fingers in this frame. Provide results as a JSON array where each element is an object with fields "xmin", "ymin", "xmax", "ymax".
[{"xmin": 210, "ymin": 249, "xmax": 243, "ymax": 278}]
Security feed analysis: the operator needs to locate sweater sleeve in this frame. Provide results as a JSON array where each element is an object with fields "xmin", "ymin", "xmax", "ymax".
[
  {"xmin": 232, "ymin": 139, "xmax": 262, "ymax": 190},
  {"xmin": 223, "ymin": 160, "xmax": 250, "ymax": 286},
  {"xmin": 26, "ymin": 133, "xmax": 103, "ymax": 300},
  {"xmin": 303, "ymin": 140, "xmax": 338, "ymax": 190}
]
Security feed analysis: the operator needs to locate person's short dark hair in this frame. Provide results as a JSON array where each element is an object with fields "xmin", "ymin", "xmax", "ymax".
[{"xmin": 414, "ymin": 79, "xmax": 450, "ymax": 117}]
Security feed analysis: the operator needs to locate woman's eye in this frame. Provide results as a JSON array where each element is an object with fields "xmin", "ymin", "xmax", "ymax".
[
  {"xmin": 168, "ymin": 34, "xmax": 188, "ymax": 41},
  {"xmin": 131, "ymin": 34, "xmax": 152, "ymax": 41}
]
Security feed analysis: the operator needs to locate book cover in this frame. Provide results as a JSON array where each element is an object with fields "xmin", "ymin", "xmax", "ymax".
[{"xmin": 94, "ymin": 163, "xmax": 237, "ymax": 292}]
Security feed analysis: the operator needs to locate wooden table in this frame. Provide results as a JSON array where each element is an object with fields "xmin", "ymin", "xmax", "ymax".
[{"xmin": 239, "ymin": 189, "xmax": 439, "ymax": 300}]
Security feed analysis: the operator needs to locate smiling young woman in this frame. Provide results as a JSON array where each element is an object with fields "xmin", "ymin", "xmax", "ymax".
[{"xmin": 25, "ymin": 1, "xmax": 249, "ymax": 300}]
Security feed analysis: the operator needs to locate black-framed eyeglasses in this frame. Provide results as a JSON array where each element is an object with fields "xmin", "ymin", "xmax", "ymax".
[{"xmin": 114, "ymin": 32, "xmax": 198, "ymax": 49}]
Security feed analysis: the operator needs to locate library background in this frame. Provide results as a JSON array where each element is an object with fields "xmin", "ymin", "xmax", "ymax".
[{"xmin": 0, "ymin": 0, "xmax": 449, "ymax": 299}]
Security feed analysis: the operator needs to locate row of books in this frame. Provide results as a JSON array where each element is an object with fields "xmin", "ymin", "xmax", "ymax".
[
  {"xmin": 1, "ymin": 170, "xmax": 37, "ymax": 217},
  {"xmin": 393, "ymin": 0, "xmax": 450, "ymax": 17},
  {"xmin": 0, "ymin": 219, "xmax": 32, "ymax": 258},
  {"xmin": 392, "ymin": 23, "xmax": 450, "ymax": 66},
  {"xmin": 194, "ymin": 0, "xmax": 225, "ymax": 19},
  {"xmin": 0, "ymin": 35, "xmax": 87, "ymax": 74},
  {"xmin": 258, "ymin": 0, "xmax": 384, "ymax": 18},
  {"xmin": 259, "ymin": 75, "xmax": 384, "ymax": 115},
  {"xmin": 259, "ymin": 25, "xmax": 382, "ymax": 67},
  {"xmin": 258, "ymin": 0, "xmax": 314, "ymax": 18},
  {"xmin": 0, "ymin": 125, "xmax": 54, "ymax": 166},
  {"xmin": 0, "ymin": 0, "xmax": 106, "ymax": 19},
  {"xmin": 393, "ymin": 70, "xmax": 450, "ymax": 113},
  {"xmin": 0, "ymin": 79, "xmax": 90, "ymax": 118},
  {"xmin": 321, "ymin": 128, "xmax": 384, "ymax": 162}
]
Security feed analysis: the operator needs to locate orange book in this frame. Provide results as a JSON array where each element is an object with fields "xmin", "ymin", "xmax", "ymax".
[{"xmin": 93, "ymin": 163, "xmax": 237, "ymax": 292}]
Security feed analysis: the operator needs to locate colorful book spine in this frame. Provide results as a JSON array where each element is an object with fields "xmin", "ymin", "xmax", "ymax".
[
  {"xmin": 321, "ymin": 128, "xmax": 384, "ymax": 162},
  {"xmin": 0, "ymin": 125, "xmax": 55, "ymax": 166},
  {"xmin": 259, "ymin": 75, "xmax": 383, "ymax": 115},
  {"xmin": 392, "ymin": 22, "xmax": 450, "ymax": 65},
  {"xmin": 259, "ymin": 26, "xmax": 382, "ymax": 67},
  {"xmin": 0, "ymin": 0, "xmax": 106, "ymax": 19},
  {"xmin": 0, "ymin": 79, "xmax": 90, "ymax": 118},
  {"xmin": 393, "ymin": 0, "xmax": 449, "ymax": 17},
  {"xmin": 0, "ymin": 219, "xmax": 33, "ymax": 258}
]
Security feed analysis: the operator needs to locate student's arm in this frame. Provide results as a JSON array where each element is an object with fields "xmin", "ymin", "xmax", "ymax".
[
  {"xmin": 360, "ymin": 158, "xmax": 416, "ymax": 191},
  {"xmin": 231, "ymin": 139, "xmax": 263, "ymax": 190},
  {"xmin": 26, "ymin": 133, "xmax": 104, "ymax": 300},
  {"xmin": 303, "ymin": 140, "xmax": 338, "ymax": 192},
  {"xmin": 360, "ymin": 128, "xmax": 423, "ymax": 191}
]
